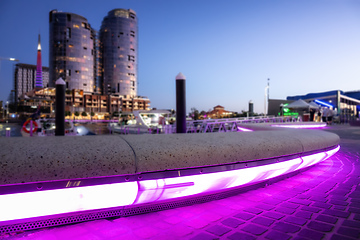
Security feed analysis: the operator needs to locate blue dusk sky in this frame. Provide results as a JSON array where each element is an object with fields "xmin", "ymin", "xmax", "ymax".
[{"xmin": 0, "ymin": 0, "xmax": 359, "ymax": 114}]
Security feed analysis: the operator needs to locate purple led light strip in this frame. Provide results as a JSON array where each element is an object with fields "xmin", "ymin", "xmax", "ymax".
[
  {"xmin": 0, "ymin": 145, "xmax": 339, "ymax": 223},
  {"xmin": 271, "ymin": 123, "xmax": 327, "ymax": 129}
]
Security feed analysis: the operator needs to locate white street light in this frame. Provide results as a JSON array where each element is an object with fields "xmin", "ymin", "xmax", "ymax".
[{"xmin": 0, "ymin": 57, "xmax": 19, "ymax": 62}]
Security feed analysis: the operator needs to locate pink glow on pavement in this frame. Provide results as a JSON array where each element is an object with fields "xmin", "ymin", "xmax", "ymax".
[
  {"xmin": 237, "ymin": 126, "xmax": 253, "ymax": 132},
  {"xmin": 0, "ymin": 146, "xmax": 339, "ymax": 223}
]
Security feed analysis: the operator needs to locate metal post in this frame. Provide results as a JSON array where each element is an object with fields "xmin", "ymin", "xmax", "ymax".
[
  {"xmin": 5, "ymin": 127, "xmax": 10, "ymax": 137},
  {"xmin": 176, "ymin": 72, "xmax": 186, "ymax": 133},
  {"xmin": 6, "ymin": 101, "xmax": 8, "ymax": 124},
  {"xmin": 55, "ymin": 78, "xmax": 66, "ymax": 136},
  {"xmin": 30, "ymin": 120, "xmax": 33, "ymax": 137}
]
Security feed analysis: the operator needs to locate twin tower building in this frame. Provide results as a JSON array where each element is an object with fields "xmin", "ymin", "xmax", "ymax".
[{"xmin": 49, "ymin": 9, "xmax": 138, "ymax": 97}]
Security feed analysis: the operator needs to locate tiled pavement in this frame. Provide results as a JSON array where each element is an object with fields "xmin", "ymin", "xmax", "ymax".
[{"xmin": 2, "ymin": 125, "xmax": 360, "ymax": 240}]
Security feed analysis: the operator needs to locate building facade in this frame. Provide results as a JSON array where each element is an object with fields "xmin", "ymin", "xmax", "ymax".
[
  {"xmin": 14, "ymin": 63, "xmax": 49, "ymax": 103},
  {"xmin": 286, "ymin": 90, "xmax": 360, "ymax": 122},
  {"xmin": 18, "ymin": 87, "xmax": 150, "ymax": 119},
  {"xmin": 206, "ymin": 105, "xmax": 234, "ymax": 119},
  {"xmin": 99, "ymin": 9, "xmax": 138, "ymax": 96},
  {"xmin": 49, "ymin": 10, "xmax": 96, "ymax": 93},
  {"xmin": 16, "ymin": 9, "xmax": 149, "ymax": 118}
]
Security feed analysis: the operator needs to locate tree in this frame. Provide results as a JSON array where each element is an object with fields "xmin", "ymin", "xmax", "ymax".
[
  {"xmin": 65, "ymin": 111, "xmax": 71, "ymax": 117},
  {"xmin": 81, "ymin": 111, "xmax": 87, "ymax": 117},
  {"xmin": 190, "ymin": 107, "xmax": 200, "ymax": 120},
  {"xmin": 74, "ymin": 111, "xmax": 79, "ymax": 117},
  {"xmin": 90, "ymin": 112, "xmax": 95, "ymax": 117}
]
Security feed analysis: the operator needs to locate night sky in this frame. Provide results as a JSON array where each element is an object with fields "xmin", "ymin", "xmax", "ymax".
[{"xmin": 1, "ymin": 0, "xmax": 359, "ymax": 114}]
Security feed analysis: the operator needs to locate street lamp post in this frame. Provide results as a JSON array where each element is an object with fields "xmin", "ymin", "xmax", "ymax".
[{"xmin": 6, "ymin": 101, "xmax": 8, "ymax": 123}]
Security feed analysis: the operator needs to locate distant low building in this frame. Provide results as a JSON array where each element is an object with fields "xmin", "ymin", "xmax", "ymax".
[
  {"xmin": 17, "ymin": 88, "xmax": 150, "ymax": 119},
  {"xmin": 287, "ymin": 90, "xmax": 360, "ymax": 122},
  {"xmin": 268, "ymin": 90, "xmax": 360, "ymax": 123},
  {"xmin": 206, "ymin": 105, "xmax": 234, "ymax": 119}
]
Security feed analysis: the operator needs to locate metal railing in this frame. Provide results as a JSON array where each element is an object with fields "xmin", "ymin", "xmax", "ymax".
[{"xmin": 110, "ymin": 116, "xmax": 301, "ymax": 135}]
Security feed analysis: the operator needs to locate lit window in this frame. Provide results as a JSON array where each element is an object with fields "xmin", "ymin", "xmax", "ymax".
[
  {"xmin": 69, "ymin": 44, "xmax": 73, "ymax": 48},
  {"xmin": 66, "ymin": 28, "xmax": 71, "ymax": 39},
  {"xmin": 73, "ymin": 24, "xmax": 79, "ymax": 29}
]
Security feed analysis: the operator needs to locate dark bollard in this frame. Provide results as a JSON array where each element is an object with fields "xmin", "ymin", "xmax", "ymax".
[
  {"xmin": 55, "ymin": 78, "xmax": 66, "ymax": 136},
  {"xmin": 29, "ymin": 120, "xmax": 33, "ymax": 137},
  {"xmin": 6, "ymin": 127, "xmax": 11, "ymax": 137},
  {"xmin": 176, "ymin": 72, "xmax": 186, "ymax": 133}
]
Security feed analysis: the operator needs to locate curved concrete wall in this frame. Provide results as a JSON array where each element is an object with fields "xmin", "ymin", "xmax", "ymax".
[{"xmin": 0, "ymin": 129, "xmax": 339, "ymax": 185}]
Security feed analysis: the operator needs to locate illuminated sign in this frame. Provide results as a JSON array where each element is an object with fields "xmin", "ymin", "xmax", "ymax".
[
  {"xmin": 315, "ymin": 99, "xmax": 333, "ymax": 108},
  {"xmin": 280, "ymin": 103, "xmax": 299, "ymax": 116}
]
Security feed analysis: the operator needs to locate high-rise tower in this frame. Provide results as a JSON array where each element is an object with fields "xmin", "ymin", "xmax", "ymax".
[
  {"xmin": 35, "ymin": 34, "xmax": 43, "ymax": 89},
  {"xmin": 49, "ymin": 10, "xmax": 96, "ymax": 93},
  {"xmin": 99, "ymin": 9, "xmax": 138, "ymax": 96}
]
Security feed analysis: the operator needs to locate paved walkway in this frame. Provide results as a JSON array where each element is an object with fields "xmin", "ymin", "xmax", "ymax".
[{"xmin": 2, "ymin": 125, "xmax": 360, "ymax": 240}]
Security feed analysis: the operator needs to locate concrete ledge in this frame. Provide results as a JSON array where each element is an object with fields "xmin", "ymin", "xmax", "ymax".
[{"xmin": 0, "ymin": 128, "xmax": 339, "ymax": 186}]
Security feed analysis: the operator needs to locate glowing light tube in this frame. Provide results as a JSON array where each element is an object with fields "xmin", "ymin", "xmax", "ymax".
[
  {"xmin": 315, "ymin": 99, "xmax": 333, "ymax": 108},
  {"xmin": 271, "ymin": 123, "xmax": 327, "ymax": 129},
  {"xmin": 134, "ymin": 158, "xmax": 302, "ymax": 204},
  {"xmin": 0, "ymin": 146, "xmax": 339, "ymax": 223}
]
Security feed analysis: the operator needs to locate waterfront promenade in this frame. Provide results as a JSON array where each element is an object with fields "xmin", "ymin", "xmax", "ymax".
[{"xmin": 2, "ymin": 124, "xmax": 360, "ymax": 240}]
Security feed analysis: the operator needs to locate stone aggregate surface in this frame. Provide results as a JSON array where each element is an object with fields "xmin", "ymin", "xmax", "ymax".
[
  {"xmin": 1, "ymin": 124, "xmax": 360, "ymax": 240},
  {"xmin": 0, "ymin": 127, "xmax": 339, "ymax": 185}
]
